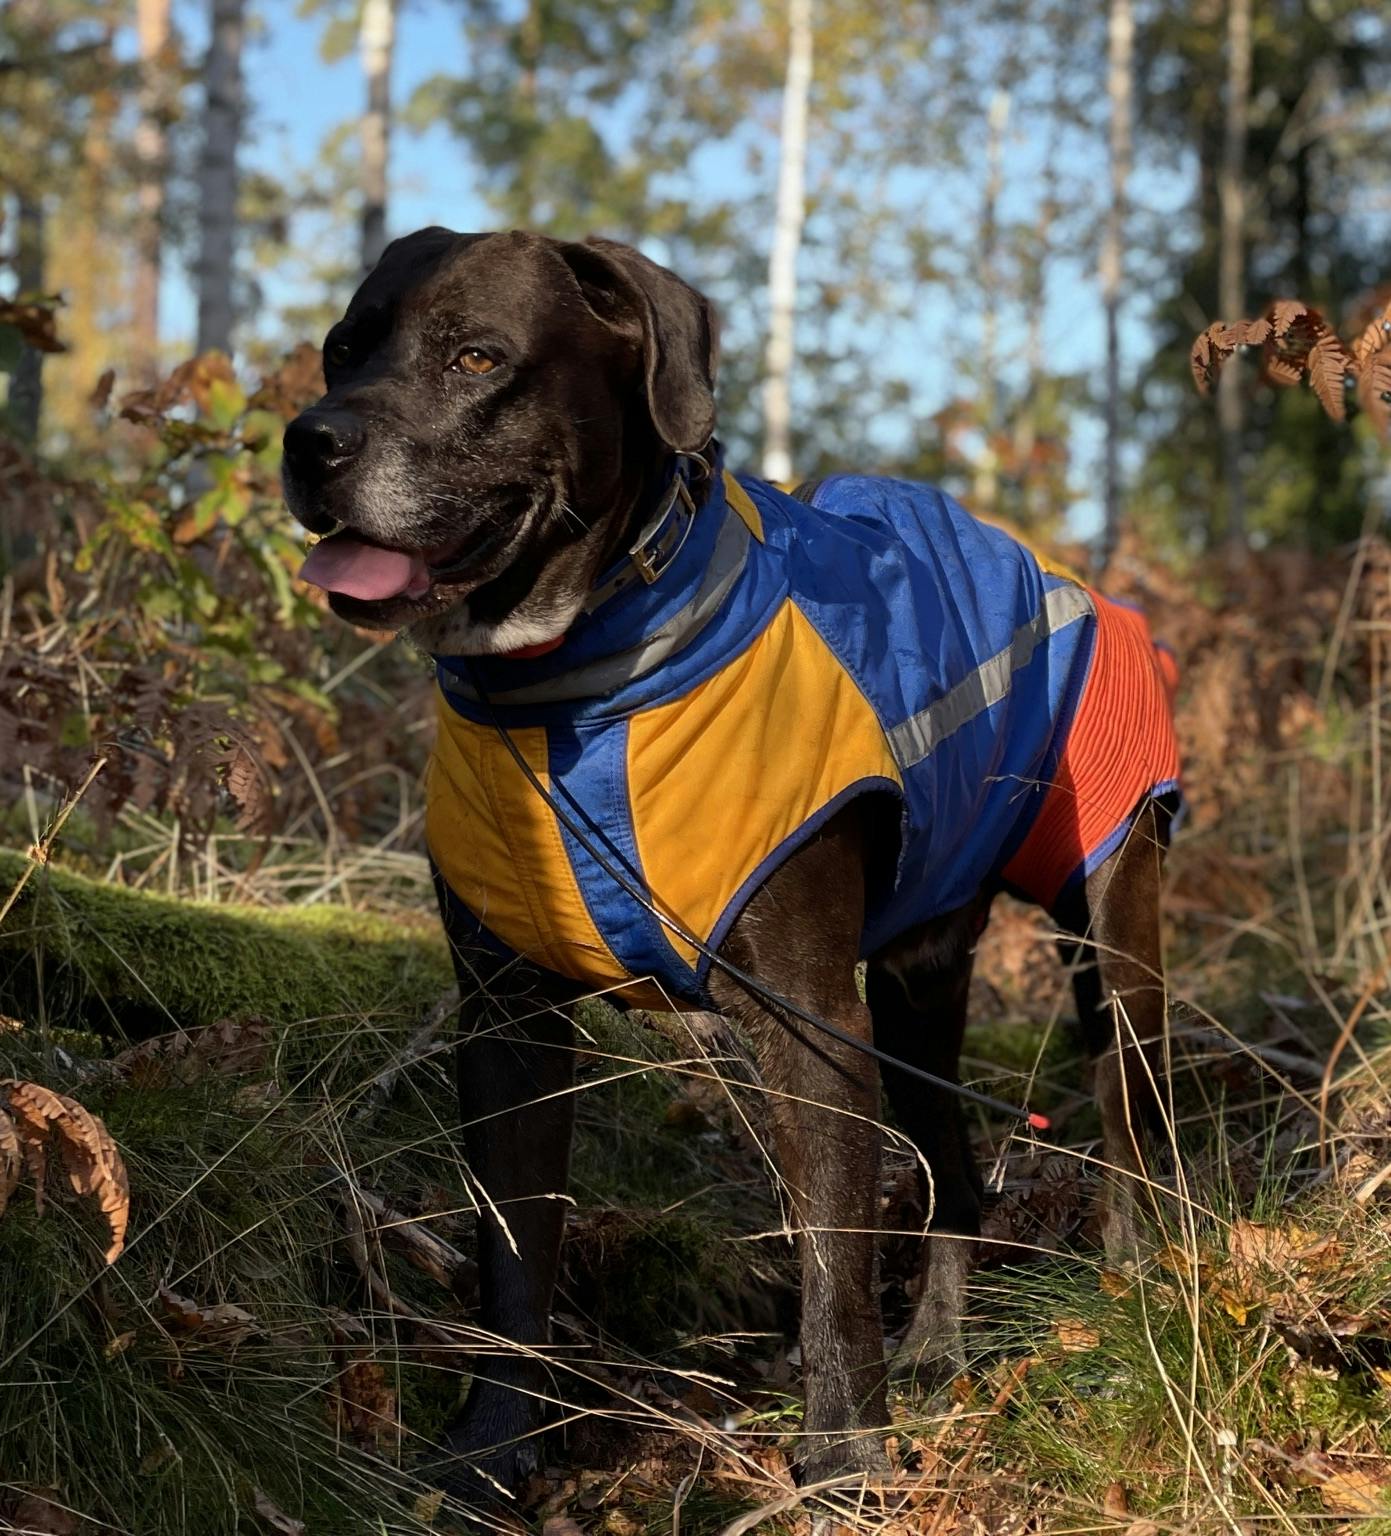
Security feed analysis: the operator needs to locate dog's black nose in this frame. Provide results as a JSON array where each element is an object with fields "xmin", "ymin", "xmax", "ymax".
[{"xmin": 283, "ymin": 409, "xmax": 366, "ymax": 479}]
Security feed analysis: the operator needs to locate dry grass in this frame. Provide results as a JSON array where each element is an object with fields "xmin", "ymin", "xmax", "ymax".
[{"xmin": 3, "ymin": 535, "xmax": 1391, "ymax": 1535}]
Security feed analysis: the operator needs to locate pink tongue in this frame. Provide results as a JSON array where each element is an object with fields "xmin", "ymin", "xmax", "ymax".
[{"xmin": 299, "ymin": 533, "xmax": 429, "ymax": 601}]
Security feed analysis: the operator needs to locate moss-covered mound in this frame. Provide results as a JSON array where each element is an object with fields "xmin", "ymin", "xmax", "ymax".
[{"xmin": 0, "ymin": 847, "xmax": 454, "ymax": 1039}]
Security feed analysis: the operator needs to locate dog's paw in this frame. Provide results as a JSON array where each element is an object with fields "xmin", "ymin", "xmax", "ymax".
[
  {"xmin": 888, "ymin": 1316, "xmax": 966, "ymax": 1388},
  {"xmin": 799, "ymin": 1430, "xmax": 892, "ymax": 1487},
  {"xmin": 430, "ymin": 1406, "xmax": 544, "ymax": 1519}
]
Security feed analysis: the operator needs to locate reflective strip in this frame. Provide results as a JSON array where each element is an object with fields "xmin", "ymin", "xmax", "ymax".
[
  {"xmin": 887, "ymin": 583, "xmax": 1095, "ymax": 770},
  {"xmin": 448, "ymin": 506, "xmax": 752, "ymax": 706}
]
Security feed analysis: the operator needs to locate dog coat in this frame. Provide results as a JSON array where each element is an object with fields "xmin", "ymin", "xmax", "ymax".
[{"xmin": 427, "ymin": 467, "xmax": 1181, "ymax": 1010}]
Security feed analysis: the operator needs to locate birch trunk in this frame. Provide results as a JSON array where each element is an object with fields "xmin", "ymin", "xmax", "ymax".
[
  {"xmin": 1100, "ymin": 0, "xmax": 1133, "ymax": 562},
  {"xmin": 1218, "ymin": 0, "xmax": 1252, "ymax": 554},
  {"xmin": 761, "ymin": 0, "xmax": 813, "ymax": 487},
  {"xmin": 973, "ymin": 90, "xmax": 1010, "ymax": 518},
  {"xmin": 133, "ymin": 0, "xmax": 172, "ymax": 379},
  {"xmin": 195, "ymin": 0, "xmax": 245, "ymax": 356},
  {"xmin": 359, "ymin": 0, "xmax": 397, "ymax": 273}
]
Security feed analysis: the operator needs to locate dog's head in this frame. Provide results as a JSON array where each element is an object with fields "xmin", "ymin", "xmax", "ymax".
[{"xmin": 283, "ymin": 228, "xmax": 718, "ymax": 653}]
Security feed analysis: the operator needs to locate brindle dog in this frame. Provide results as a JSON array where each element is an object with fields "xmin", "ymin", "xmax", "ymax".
[{"xmin": 282, "ymin": 228, "xmax": 1171, "ymax": 1500}]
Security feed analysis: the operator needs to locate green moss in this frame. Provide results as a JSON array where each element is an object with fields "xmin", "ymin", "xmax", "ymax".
[{"xmin": 0, "ymin": 847, "xmax": 454, "ymax": 1039}]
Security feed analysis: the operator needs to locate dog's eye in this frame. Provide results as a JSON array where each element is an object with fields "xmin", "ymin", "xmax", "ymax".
[
  {"xmin": 327, "ymin": 341, "xmax": 352, "ymax": 368},
  {"xmin": 452, "ymin": 348, "xmax": 498, "ymax": 376}
]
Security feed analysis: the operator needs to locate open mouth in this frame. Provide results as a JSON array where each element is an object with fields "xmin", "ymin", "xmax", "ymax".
[{"xmin": 298, "ymin": 524, "xmax": 511, "ymax": 605}]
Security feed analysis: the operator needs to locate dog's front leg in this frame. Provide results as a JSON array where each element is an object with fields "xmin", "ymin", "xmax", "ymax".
[
  {"xmin": 710, "ymin": 809, "xmax": 889, "ymax": 1485},
  {"xmin": 438, "ymin": 948, "xmax": 577, "ymax": 1504}
]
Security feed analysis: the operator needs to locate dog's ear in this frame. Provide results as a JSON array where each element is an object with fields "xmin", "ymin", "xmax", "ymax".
[{"xmin": 559, "ymin": 238, "xmax": 719, "ymax": 454}]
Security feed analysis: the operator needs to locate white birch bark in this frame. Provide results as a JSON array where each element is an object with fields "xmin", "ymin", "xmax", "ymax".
[
  {"xmin": 195, "ymin": 0, "xmax": 245, "ymax": 356},
  {"xmin": 973, "ymin": 90, "xmax": 1010, "ymax": 517},
  {"xmin": 761, "ymin": 0, "xmax": 813, "ymax": 487},
  {"xmin": 359, "ymin": 0, "xmax": 397, "ymax": 273},
  {"xmin": 1100, "ymin": 0, "xmax": 1133, "ymax": 561}
]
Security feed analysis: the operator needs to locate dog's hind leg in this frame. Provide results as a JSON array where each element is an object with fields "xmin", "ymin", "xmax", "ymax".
[
  {"xmin": 1054, "ymin": 798, "xmax": 1170, "ymax": 1262},
  {"xmin": 867, "ymin": 898, "xmax": 988, "ymax": 1389},
  {"xmin": 710, "ymin": 807, "xmax": 890, "ymax": 1485}
]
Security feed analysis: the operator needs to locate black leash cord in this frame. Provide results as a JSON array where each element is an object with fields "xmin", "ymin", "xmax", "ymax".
[{"xmin": 463, "ymin": 666, "xmax": 1049, "ymax": 1132}]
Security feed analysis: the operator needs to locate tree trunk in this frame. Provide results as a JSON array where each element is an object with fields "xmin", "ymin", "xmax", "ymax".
[
  {"xmin": 359, "ymin": 0, "xmax": 397, "ymax": 273},
  {"xmin": 1100, "ymin": 0, "xmax": 1133, "ymax": 563},
  {"xmin": 1218, "ymin": 0, "xmax": 1252, "ymax": 555},
  {"xmin": 196, "ymin": 0, "xmax": 245, "ymax": 357},
  {"xmin": 133, "ymin": 0, "xmax": 172, "ymax": 379},
  {"xmin": 9, "ymin": 194, "xmax": 47, "ymax": 447},
  {"xmin": 761, "ymin": 0, "xmax": 813, "ymax": 487},
  {"xmin": 972, "ymin": 90, "xmax": 1010, "ymax": 518}
]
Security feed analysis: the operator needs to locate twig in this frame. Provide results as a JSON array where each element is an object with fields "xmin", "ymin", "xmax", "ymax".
[
  {"xmin": 925, "ymin": 1356, "xmax": 1034, "ymax": 1536},
  {"xmin": 1317, "ymin": 955, "xmax": 1390, "ymax": 1166},
  {"xmin": 715, "ymin": 1473, "xmax": 882, "ymax": 1536},
  {"xmin": 336, "ymin": 1175, "xmax": 461, "ymax": 1348},
  {"xmin": 354, "ymin": 987, "xmax": 460, "ymax": 1123},
  {"xmin": 0, "ymin": 754, "xmax": 107, "ymax": 928},
  {"xmin": 333, "ymin": 1165, "xmax": 476, "ymax": 1296}
]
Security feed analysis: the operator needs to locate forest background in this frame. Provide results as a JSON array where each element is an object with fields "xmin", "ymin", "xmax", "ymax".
[{"xmin": 3, "ymin": 3, "xmax": 1391, "ymax": 1534}]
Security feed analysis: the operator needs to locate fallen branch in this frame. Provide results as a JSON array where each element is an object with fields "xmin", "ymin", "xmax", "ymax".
[
  {"xmin": 354, "ymin": 987, "xmax": 459, "ymax": 1123},
  {"xmin": 333, "ymin": 1166, "xmax": 476, "ymax": 1297},
  {"xmin": 335, "ymin": 1171, "xmax": 462, "ymax": 1348}
]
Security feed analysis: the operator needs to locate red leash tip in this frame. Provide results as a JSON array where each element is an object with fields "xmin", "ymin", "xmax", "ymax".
[{"xmin": 1027, "ymin": 1111, "xmax": 1051, "ymax": 1131}]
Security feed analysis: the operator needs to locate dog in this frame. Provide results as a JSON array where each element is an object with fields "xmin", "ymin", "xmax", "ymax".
[{"xmin": 282, "ymin": 227, "xmax": 1181, "ymax": 1499}]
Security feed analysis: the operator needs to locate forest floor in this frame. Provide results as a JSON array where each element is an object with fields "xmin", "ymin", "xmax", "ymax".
[{"xmin": 4, "ymin": 539, "xmax": 1391, "ymax": 1536}]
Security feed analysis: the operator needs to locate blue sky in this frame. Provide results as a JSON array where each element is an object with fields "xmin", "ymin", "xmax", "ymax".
[{"xmin": 166, "ymin": 0, "xmax": 1196, "ymax": 537}]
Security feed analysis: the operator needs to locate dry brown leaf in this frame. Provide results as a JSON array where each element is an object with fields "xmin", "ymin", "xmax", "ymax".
[
  {"xmin": 114, "ymin": 1017, "xmax": 272, "ymax": 1086},
  {"xmin": 0, "ymin": 1109, "xmax": 20, "ymax": 1219},
  {"xmin": 1355, "ymin": 344, "xmax": 1391, "ymax": 438},
  {"xmin": 1055, "ymin": 1318, "xmax": 1100, "ymax": 1352},
  {"xmin": 411, "ymin": 1487, "xmax": 446, "ymax": 1526},
  {"xmin": 88, "ymin": 368, "xmax": 116, "ymax": 410},
  {"xmin": 0, "ymin": 298, "xmax": 67, "ymax": 354},
  {"xmin": 1189, "ymin": 320, "xmax": 1272, "ymax": 394},
  {"xmin": 1098, "ymin": 1266, "xmax": 1134, "ymax": 1298},
  {"xmin": 1228, "ymin": 1218, "xmax": 1339, "ymax": 1277},
  {"xmin": 0, "ymin": 1079, "xmax": 129, "ymax": 1262},
  {"xmin": 1269, "ymin": 299, "xmax": 1309, "ymax": 337},
  {"xmin": 1190, "ymin": 324, "xmax": 1223, "ymax": 395},
  {"xmin": 1349, "ymin": 306, "xmax": 1391, "ymax": 369},
  {"xmin": 1307, "ymin": 329, "xmax": 1352, "ymax": 421},
  {"xmin": 1102, "ymin": 1481, "xmax": 1129, "ymax": 1517},
  {"xmin": 329, "ymin": 1356, "xmax": 400, "ymax": 1451},
  {"xmin": 1123, "ymin": 1523, "xmax": 1159, "ymax": 1536},
  {"xmin": 1154, "ymin": 1242, "xmax": 1200, "ymax": 1281},
  {"xmin": 225, "ymin": 742, "xmax": 275, "ymax": 836},
  {"xmin": 104, "ymin": 1329, "xmax": 137, "ymax": 1358},
  {"xmin": 0, "ymin": 1488, "xmax": 79, "ymax": 1534},
  {"xmin": 252, "ymin": 1488, "xmax": 306, "ymax": 1535},
  {"xmin": 1261, "ymin": 350, "xmax": 1305, "ymax": 388},
  {"xmin": 1319, "ymin": 1468, "xmax": 1388, "ymax": 1515},
  {"xmin": 157, "ymin": 1285, "xmax": 258, "ymax": 1341}
]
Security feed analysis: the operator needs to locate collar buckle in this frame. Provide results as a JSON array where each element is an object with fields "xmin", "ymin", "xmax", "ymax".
[
  {"xmin": 584, "ymin": 458, "xmax": 701, "ymax": 613},
  {"xmin": 632, "ymin": 474, "xmax": 695, "ymax": 585}
]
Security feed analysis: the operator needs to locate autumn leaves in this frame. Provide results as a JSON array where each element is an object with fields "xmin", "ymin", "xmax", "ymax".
[{"xmin": 1192, "ymin": 298, "xmax": 1391, "ymax": 439}]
